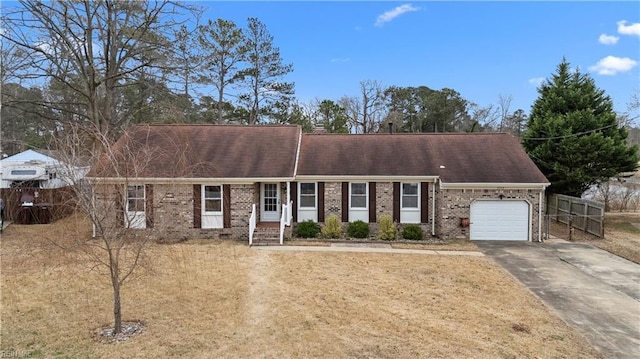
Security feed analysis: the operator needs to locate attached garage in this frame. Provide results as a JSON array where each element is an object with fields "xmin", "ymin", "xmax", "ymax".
[{"xmin": 470, "ymin": 200, "xmax": 530, "ymax": 241}]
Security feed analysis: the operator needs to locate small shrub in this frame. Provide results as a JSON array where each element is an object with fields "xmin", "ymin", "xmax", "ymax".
[
  {"xmin": 402, "ymin": 224, "xmax": 423, "ymax": 240},
  {"xmin": 347, "ymin": 220, "xmax": 370, "ymax": 239},
  {"xmin": 377, "ymin": 214, "xmax": 397, "ymax": 240},
  {"xmin": 296, "ymin": 220, "xmax": 321, "ymax": 238},
  {"xmin": 321, "ymin": 214, "xmax": 343, "ymax": 239}
]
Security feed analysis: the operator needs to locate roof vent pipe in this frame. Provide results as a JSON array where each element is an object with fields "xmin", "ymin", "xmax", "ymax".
[{"xmin": 388, "ymin": 122, "xmax": 393, "ymax": 134}]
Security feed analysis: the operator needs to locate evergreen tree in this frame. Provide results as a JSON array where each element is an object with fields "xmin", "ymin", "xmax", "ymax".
[
  {"xmin": 196, "ymin": 19, "xmax": 246, "ymax": 124},
  {"xmin": 317, "ymin": 100, "xmax": 349, "ymax": 133},
  {"xmin": 239, "ymin": 17, "xmax": 294, "ymax": 124},
  {"xmin": 522, "ymin": 59, "xmax": 638, "ymax": 196}
]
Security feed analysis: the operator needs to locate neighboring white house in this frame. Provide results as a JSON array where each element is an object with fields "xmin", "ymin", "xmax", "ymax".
[{"xmin": 0, "ymin": 149, "xmax": 89, "ymax": 189}]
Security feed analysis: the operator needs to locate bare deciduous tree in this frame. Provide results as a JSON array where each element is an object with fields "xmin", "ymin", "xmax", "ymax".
[
  {"xmin": 466, "ymin": 102, "xmax": 499, "ymax": 132},
  {"xmin": 590, "ymin": 179, "xmax": 640, "ymax": 212},
  {"xmin": 497, "ymin": 94, "xmax": 512, "ymax": 132},
  {"xmin": 594, "ymin": 181, "xmax": 613, "ymax": 212},
  {"xmin": 0, "ymin": 38, "xmax": 31, "ymax": 85},
  {"xmin": 339, "ymin": 80, "xmax": 385, "ymax": 134},
  {"xmin": 619, "ymin": 182, "xmax": 639, "ymax": 211},
  {"xmin": 52, "ymin": 123, "xmax": 201, "ymax": 336},
  {"xmin": 1, "ymin": 0, "xmax": 196, "ymax": 145}
]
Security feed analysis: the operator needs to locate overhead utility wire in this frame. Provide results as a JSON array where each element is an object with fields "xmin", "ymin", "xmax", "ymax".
[{"xmin": 521, "ymin": 124, "xmax": 616, "ymax": 141}]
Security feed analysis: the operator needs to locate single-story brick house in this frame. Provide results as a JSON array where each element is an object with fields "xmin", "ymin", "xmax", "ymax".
[{"xmin": 87, "ymin": 124, "xmax": 549, "ymax": 244}]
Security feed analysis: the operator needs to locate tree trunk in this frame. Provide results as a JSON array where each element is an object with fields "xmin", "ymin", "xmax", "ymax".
[
  {"xmin": 217, "ymin": 87, "xmax": 224, "ymax": 124},
  {"xmin": 112, "ymin": 270, "xmax": 122, "ymax": 334}
]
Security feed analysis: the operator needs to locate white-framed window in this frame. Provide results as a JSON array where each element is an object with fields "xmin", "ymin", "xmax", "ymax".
[
  {"xmin": 126, "ymin": 185, "xmax": 145, "ymax": 212},
  {"xmin": 299, "ymin": 182, "xmax": 316, "ymax": 209},
  {"xmin": 203, "ymin": 185, "xmax": 222, "ymax": 213},
  {"xmin": 350, "ymin": 182, "xmax": 367, "ymax": 209},
  {"xmin": 11, "ymin": 170, "xmax": 37, "ymax": 176},
  {"xmin": 401, "ymin": 183, "xmax": 419, "ymax": 209},
  {"xmin": 202, "ymin": 185, "xmax": 223, "ymax": 229},
  {"xmin": 125, "ymin": 184, "xmax": 146, "ymax": 229}
]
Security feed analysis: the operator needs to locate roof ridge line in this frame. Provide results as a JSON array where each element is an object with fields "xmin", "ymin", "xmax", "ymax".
[
  {"xmin": 131, "ymin": 123, "xmax": 300, "ymax": 128},
  {"xmin": 302, "ymin": 132, "xmax": 512, "ymax": 136}
]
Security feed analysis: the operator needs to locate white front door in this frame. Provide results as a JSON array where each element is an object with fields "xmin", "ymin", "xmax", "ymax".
[{"xmin": 261, "ymin": 183, "xmax": 280, "ymax": 222}]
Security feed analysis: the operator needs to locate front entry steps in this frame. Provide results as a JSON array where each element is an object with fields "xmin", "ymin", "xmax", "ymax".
[{"xmin": 251, "ymin": 222, "xmax": 280, "ymax": 246}]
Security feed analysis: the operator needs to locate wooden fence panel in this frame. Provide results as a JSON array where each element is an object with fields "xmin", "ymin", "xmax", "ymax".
[
  {"xmin": 547, "ymin": 194, "xmax": 604, "ymax": 238},
  {"xmin": 1, "ymin": 187, "xmax": 77, "ymax": 224}
]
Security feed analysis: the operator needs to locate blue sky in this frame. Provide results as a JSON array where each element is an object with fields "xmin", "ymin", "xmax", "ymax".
[{"xmin": 201, "ymin": 1, "xmax": 640, "ymax": 118}]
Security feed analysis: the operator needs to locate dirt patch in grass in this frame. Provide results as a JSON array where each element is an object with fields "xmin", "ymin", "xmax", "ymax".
[
  {"xmin": 550, "ymin": 212, "xmax": 640, "ymax": 263},
  {"xmin": 1, "ymin": 216, "xmax": 602, "ymax": 358}
]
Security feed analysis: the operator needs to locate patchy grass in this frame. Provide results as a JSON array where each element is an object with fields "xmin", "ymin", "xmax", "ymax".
[
  {"xmin": 285, "ymin": 239, "xmax": 478, "ymax": 252},
  {"xmin": 283, "ymin": 239, "xmax": 331, "ymax": 247},
  {"xmin": 608, "ymin": 221, "xmax": 640, "ymax": 234},
  {"xmin": 1, "ymin": 216, "xmax": 602, "ymax": 358},
  {"xmin": 605, "ymin": 212, "xmax": 640, "ymax": 234},
  {"xmin": 598, "ymin": 212, "xmax": 640, "ymax": 264},
  {"xmin": 391, "ymin": 239, "xmax": 478, "ymax": 251},
  {"xmin": 550, "ymin": 212, "xmax": 640, "ymax": 264}
]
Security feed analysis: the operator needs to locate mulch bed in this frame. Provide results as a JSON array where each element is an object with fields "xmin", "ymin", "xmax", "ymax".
[{"xmin": 94, "ymin": 321, "xmax": 145, "ymax": 343}]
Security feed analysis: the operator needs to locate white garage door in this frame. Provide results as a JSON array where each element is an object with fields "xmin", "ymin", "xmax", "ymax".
[{"xmin": 470, "ymin": 200, "xmax": 529, "ymax": 241}]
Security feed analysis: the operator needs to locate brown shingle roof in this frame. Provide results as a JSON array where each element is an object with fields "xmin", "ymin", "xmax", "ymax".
[
  {"xmin": 89, "ymin": 125, "xmax": 547, "ymax": 184},
  {"xmin": 297, "ymin": 133, "xmax": 548, "ymax": 184},
  {"xmin": 88, "ymin": 125, "xmax": 301, "ymax": 179}
]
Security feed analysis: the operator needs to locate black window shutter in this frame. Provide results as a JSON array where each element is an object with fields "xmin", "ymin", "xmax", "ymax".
[
  {"xmin": 317, "ymin": 182, "xmax": 325, "ymax": 222},
  {"xmin": 421, "ymin": 182, "xmax": 429, "ymax": 223},
  {"xmin": 291, "ymin": 182, "xmax": 297, "ymax": 222},
  {"xmin": 393, "ymin": 182, "xmax": 400, "ymax": 222},
  {"xmin": 193, "ymin": 184, "xmax": 201, "ymax": 229},
  {"xmin": 223, "ymin": 184, "xmax": 231, "ymax": 228},
  {"xmin": 368, "ymin": 182, "xmax": 376, "ymax": 223},
  {"xmin": 341, "ymin": 182, "xmax": 348, "ymax": 222}
]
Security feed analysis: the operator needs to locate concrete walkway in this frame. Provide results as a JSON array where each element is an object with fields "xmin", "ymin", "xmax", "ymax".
[
  {"xmin": 254, "ymin": 243, "xmax": 484, "ymax": 256},
  {"xmin": 476, "ymin": 240, "xmax": 640, "ymax": 359}
]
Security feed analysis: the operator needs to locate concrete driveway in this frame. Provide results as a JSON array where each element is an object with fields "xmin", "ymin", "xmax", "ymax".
[{"xmin": 477, "ymin": 239, "xmax": 640, "ymax": 359}]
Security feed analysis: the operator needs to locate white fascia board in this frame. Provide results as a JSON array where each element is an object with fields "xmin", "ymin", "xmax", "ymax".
[
  {"xmin": 87, "ymin": 177, "xmax": 296, "ymax": 185},
  {"xmin": 440, "ymin": 182, "xmax": 550, "ymax": 190},
  {"xmin": 293, "ymin": 127, "xmax": 302, "ymax": 177},
  {"xmin": 294, "ymin": 175, "xmax": 439, "ymax": 182}
]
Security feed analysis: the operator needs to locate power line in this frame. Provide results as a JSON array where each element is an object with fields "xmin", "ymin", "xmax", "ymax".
[{"xmin": 521, "ymin": 124, "xmax": 616, "ymax": 141}]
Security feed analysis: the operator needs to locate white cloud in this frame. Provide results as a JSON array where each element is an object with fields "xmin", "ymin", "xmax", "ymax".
[
  {"xmin": 330, "ymin": 57, "xmax": 351, "ymax": 63},
  {"xmin": 598, "ymin": 33, "xmax": 619, "ymax": 45},
  {"xmin": 35, "ymin": 40, "xmax": 53, "ymax": 55},
  {"xmin": 617, "ymin": 20, "xmax": 640, "ymax": 36},
  {"xmin": 375, "ymin": 4, "xmax": 420, "ymax": 27},
  {"xmin": 589, "ymin": 56, "xmax": 638, "ymax": 75},
  {"xmin": 528, "ymin": 77, "xmax": 545, "ymax": 86}
]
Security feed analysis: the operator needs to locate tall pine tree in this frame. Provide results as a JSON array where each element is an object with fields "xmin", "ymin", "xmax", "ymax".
[
  {"xmin": 239, "ymin": 17, "xmax": 294, "ymax": 124},
  {"xmin": 523, "ymin": 59, "xmax": 638, "ymax": 197}
]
